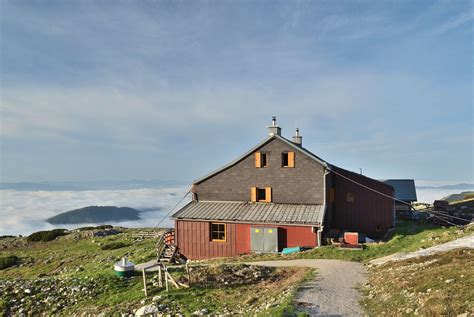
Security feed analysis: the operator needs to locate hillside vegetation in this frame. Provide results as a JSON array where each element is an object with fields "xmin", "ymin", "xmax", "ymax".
[
  {"xmin": 442, "ymin": 191, "xmax": 474, "ymax": 202},
  {"xmin": 46, "ymin": 206, "xmax": 141, "ymax": 224},
  {"xmin": 362, "ymin": 248, "xmax": 474, "ymax": 315},
  {"xmin": 0, "ymin": 228, "xmax": 309, "ymax": 316},
  {"xmin": 222, "ymin": 220, "xmax": 474, "ymax": 263}
]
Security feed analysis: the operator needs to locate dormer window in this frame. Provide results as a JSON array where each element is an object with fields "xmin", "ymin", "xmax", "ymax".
[
  {"xmin": 251, "ymin": 187, "xmax": 272, "ymax": 202},
  {"xmin": 255, "ymin": 152, "xmax": 268, "ymax": 168},
  {"xmin": 282, "ymin": 151, "xmax": 295, "ymax": 168}
]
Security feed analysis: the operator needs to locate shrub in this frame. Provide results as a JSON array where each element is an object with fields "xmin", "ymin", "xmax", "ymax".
[
  {"xmin": 77, "ymin": 225, "xmax": 113, "ymax": 231},
  {"xmin": 464, "ymin": 193, "xmax": 474, "ymax": 200},
  {"xmin": 0, "ymin": 255, "xmax": 19, "ymax": 270},
  {"xmin": 27, "ymin": 229, "xmax": 68, "ymax": 242},
  {"xmin": 100, "ymin": 242, "xmax": 128, "ymax": 250}
]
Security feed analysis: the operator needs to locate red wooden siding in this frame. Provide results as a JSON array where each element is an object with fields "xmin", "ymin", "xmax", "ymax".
[
  {"xmin": 333, "ymin": 168, "xmax": 394, "ymax": 237},
  {"xmin": 176, "ymin": 220, "xmax": 318, "ymax": 260}
]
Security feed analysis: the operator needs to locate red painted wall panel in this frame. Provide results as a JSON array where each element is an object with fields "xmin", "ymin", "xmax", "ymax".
[
  {"xmin": 332, "ymin": 168, "xmax": 394, "ymax": 237},
  {"xmin": 176, "ymin": 220, "xmax": 319, "ymax": 260}
]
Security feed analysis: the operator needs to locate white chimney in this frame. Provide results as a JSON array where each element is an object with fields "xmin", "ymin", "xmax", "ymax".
[
  {"xmin": 293, "ymin": 128, "xmax": 302, "ymax": 146},
  {"xmin": 268, "ymin": 116, "xmax": 281, "ymax": 136}
]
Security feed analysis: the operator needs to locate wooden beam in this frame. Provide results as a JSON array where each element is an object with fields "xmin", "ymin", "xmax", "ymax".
[{"xmin": 142, "ymin": 268, "xmax": 148, "ymax": 297}]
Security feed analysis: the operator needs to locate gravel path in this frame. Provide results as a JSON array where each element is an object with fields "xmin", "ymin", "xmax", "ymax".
[
  {"xmin": 369, "ymin": 234, "xmax": 474, "ymax": 266},
  {"xmin": 251, "ymin": 259, "xmax": 367, "ymax": 316}
]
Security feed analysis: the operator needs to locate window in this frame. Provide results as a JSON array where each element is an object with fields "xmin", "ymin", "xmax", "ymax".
[
  {"xmin": 282, "ymin": 151, "xmax": 295, "ymax": 168},
  {"xmin": 346, "ymin": 192, "xmax": 355, "ymax": 203},
  {"xmin": 210, "ymin": 223, "xmax": 226, "ymax": 242},
  {"xmin": 255, "ymin": 152, "xmax": 268, "ymax": 168},
  {"xmin": 251, "ymin": 187, "xmax": 272, "ymax": 202}
]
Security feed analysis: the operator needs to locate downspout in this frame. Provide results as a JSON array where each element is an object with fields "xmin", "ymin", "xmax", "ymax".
[{"xmin": 317, "ymin": 167, "xmax": 331, "ymax": 247}]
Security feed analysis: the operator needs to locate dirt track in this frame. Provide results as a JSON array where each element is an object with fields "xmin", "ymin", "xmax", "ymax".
[{"xmin": 251, "ymin": 259, "xmax": 367, "ymax": 316}]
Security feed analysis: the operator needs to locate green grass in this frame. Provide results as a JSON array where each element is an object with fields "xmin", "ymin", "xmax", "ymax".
[
  {"xmin": 0, "ymin": 256, "xmax": 19, "ymax": 270},
  {"xmin": 362, "ymin": 248, "xmax": 474, "ymax": 315},
  {"xmin": 221, "ymin": 221, "xmax": 474, "ymax": 263},
  {"xmin": 0, "ymin": 228, "xmax": 310, "ymax": 315}
]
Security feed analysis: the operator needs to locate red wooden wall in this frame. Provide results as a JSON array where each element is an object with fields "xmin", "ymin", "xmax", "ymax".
[
  {"xmin": 176, "ymin": 220, "xmax": 319, "ymax": 260},
  {"xmin": 332, "ymin": 168, "xmax": 394, "ymax": 237}
]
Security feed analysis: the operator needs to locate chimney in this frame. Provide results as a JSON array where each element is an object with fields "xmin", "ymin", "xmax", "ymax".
[
  {"xmin": 293, "ymin": 128, "xmax": 302, "ymax": 146},
  {"xmin": 268, "ymin": 116, "xmax": 281, "ymax": 136}
]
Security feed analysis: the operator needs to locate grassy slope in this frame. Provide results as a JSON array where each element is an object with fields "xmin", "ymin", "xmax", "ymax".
[
  {"xmin": 219, "ymin": 221, "xmax": 474, "ymax": 263},
  {"xmin": 0, "ymin": 228, "xmax": 310, "ymax": 316},
  {"xmin": 362, "ymin": 248, "xmax": 474, "ymax": 315}
]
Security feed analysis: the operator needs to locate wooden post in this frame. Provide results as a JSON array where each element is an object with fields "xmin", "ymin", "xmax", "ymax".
[
  {"xmin": 158, "ymin": 265, "xmax": 163, "ymax": 288},
  {"xmin": 164, "ymin": 265, "xmax": 169, "ymax": 291},
  {"xmin": 142, "ymin": 268, "xmax": 148, "ymax": 297},
  {"xmin": 185, "ymin": 262, "xmax": 191, "ymax": 285}
]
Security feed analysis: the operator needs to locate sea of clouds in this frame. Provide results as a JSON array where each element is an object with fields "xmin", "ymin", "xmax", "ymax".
[
  {"xmin": 0, "ymin": 185, "xmax": 472, "ymax": 236},
  {"xmin": 0, "ymin": 187, "xmax": 190, "ymax": 236}
]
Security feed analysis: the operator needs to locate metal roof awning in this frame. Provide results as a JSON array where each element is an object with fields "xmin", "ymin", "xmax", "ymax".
[
  {"xmin": 171, "ymin": 201, "xmax": 325, "ymax": 226},
  {"xmin": 380, "ymin": 179, "xmax": 417, "ymax": 202}
]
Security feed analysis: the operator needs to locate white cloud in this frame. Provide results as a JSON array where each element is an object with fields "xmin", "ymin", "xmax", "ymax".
[{"xmin": 0, "ymin": 187, "xmax": 189, "ymax": 236}]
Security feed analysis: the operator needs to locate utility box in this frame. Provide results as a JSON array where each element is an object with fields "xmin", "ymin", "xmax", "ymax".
[
  {"xmin": 250, "ymin": 227, "xmax": 278, "ymax": 253},
  {"xmin": 344, "ymin": 232, "xmax": 359, "ymax": 245}
]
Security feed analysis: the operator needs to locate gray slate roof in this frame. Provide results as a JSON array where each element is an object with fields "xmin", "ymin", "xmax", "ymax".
[
  {"xmin": 380, "ymin": 179, "xmax": 417, "ymax": 202},
  {"xmin": 171, "ymin": 201, "xmax": 325, "ymax": 225}
]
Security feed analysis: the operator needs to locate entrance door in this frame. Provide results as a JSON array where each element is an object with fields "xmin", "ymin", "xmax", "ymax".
[{"xmin": 250, "ymin": 227, "xmax": 278, "ymax": 252}]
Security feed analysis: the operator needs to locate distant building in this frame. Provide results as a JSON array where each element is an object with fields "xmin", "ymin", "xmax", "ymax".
[
  {"xmin": 172, "ymin": 118, "xmax": 395, "ymax": 259},
  {"xmin": 380, "ymin": 179, "xmax": 417, "ymax": 212}
]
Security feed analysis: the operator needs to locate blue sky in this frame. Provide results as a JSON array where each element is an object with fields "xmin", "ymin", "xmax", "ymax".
[{"xmin": 1, "ymin": 0, "xmax": 473, "ymax": 184}]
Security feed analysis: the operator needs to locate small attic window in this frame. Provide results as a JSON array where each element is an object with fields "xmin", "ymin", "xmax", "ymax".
[
  {"xmin": 255, "ymin": 152, "xmax": 268, "ymax": 168},
  {"xmin": 257, "ymin": 188, "xmax": 266, "ymax": 201},
  {"xmin": 282, "ymin": 152, "xmax": 295, "ymax": 168}
]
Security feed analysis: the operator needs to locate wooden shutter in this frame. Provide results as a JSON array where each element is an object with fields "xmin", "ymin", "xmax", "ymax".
[
  {"xmin": 255, "ymin": 152, "xmax": 261, "ymax": 168},
  {"xmin": 265, "ymin": 187, "xmax": 272, "ymax": 202},
  {"xmin": 288, "ymin": 151, "xmax": 295, "ymax": 168},
  {"xmin": 251, "ymin": 187, "xmax": 257, "ymax": 202}
]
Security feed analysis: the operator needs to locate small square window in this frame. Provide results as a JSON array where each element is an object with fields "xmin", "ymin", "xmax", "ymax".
[
  {"xmin": 257, "ymin": 188, "xmax": 267, "ymax": 201},
  {"xmin": 211, "ymin": 223, "xmax": 226, "ymax": 242},
  {"xmin": 346, "ymin": 192, "xmax": 355, "ymax": 203}
]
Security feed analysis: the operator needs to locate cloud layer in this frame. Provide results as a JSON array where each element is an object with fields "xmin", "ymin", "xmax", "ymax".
[{"xmin": 0, "ymin": 187, "xmax": 189, "ymax": 236}]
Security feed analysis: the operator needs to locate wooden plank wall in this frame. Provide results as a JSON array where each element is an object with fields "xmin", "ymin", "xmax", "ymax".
[
  {"xmin": 176, "ymin": 220, "xmax": 237, "ymax": 260},
  {"xmin": 176, "ymin": 220, "xmax": 319, "ymax": 259}
]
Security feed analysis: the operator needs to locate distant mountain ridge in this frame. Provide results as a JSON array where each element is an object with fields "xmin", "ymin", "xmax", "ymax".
[
  {"xmin": 441, "ymin": 191, "xmax": 474, "ymax": 202},
  {"xmin": 0, "ymin": 179, "xmax": 183, "ymax": 191},
  {"xmin": 417, "ymin": 183, "xmax": 474, "ymax": 190},
  {"xmin": 46, "ymin": 206, "xmax": 141, "ymax": 224}
]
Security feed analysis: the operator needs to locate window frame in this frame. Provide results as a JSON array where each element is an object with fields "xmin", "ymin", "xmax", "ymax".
[
  {"xmin": 281, "ymin": 151, "xmax": 295, "ymax": 168},
  {"xmin": 260, "ymin": 152, "xmax": 268, "ymax": 167},
  {"xmin": 282, "ymin": 152, "xmax": 289, "ymax": 167},
  {"xmin": 257, "ymin": 188, "xmax": 267, "ymax": 202},
  {"xmin": 210, "ymin": 222, "xmax": 227, "ymax": 243}
]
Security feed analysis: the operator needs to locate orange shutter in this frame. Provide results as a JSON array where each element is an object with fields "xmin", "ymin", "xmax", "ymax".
[
  {"xmin": 255, "ymin": 152, "xmax": 261, "ymax": 168},
  {"xmin": 288, "ymin": 151, "xmax": 295, "ymax": 167},
  {"xmin": 251, "ymin": 187, "xmax": 257, "ymax": 202},
  {"xmin": 265, "ymin": 187, "xmax": 272, "ymax": 202}
]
